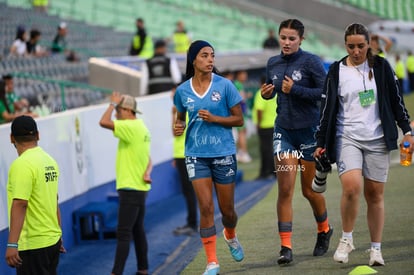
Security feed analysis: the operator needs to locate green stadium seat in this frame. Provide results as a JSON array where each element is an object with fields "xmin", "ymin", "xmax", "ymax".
[
  {"xmin": 4, "ymin": 0, "xmax": 345, "ymax": 59},
  {"xmin": 341, "ymin": 0, "xmax": 414, "ymax": 21}
]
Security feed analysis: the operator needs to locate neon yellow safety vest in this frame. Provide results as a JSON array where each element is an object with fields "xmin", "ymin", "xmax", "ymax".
[
  {"xmin": 252, "ymin": 89, "xmax": 277, "ymax": 129},
  {"xmin": 173, "ymin": 114, "xmax": 189, "ymax": 158},
  {"xmin": 395, "ymin": 60, "xmax": 406, "ymax": 79},
  {"xmin": 377, "ymin": 51, "xmax": 386, "ymax": 58},
  {"xmin": 173, "ymin": 32, "xmax": 190, "ymax": 53},
  {"xmin": 33, "ymin": 0, "xmax": 48, "ymax": 6},
  {"xmin": 406, "ymin": 55, "xmax": 414, "ymax": 73},
  {"xmin": 133, "ymin": 35, "xmax": 154, "ymax": 59}
]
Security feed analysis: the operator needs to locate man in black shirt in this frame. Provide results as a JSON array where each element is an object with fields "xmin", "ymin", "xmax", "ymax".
[
  {"xmin": 139, "ymin": 40, "xmax": 182, "ymax": 95},
  {"xmin": 263, "ymin": 29, "xmax": 280, "ymax": 50},
  {"xmin": 26, "ymin": 29, "xmax": 48, "ymax": 57}
]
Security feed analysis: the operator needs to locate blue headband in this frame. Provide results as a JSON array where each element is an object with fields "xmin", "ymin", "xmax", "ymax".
[{"xmin": 187, "ymin": 40, "xmax": 213, "ymax": 64}]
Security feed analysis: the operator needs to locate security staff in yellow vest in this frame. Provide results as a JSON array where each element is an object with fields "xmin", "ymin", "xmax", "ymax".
[
  {"xmin": 407, "ymin": 50, "xmax": 414, "ymax": 93},
  {"xmin": 32, "ymin": 0, "xmax": 48, "ymax": 12},
  {"xmin": 139, "ymin": 40, "xmax": 182, "ymax": 95},
  {"xmin": 129, "ymin": 18, "xmax": 154, "ymax": 58},
  {"xmin": 395, "ymin": 54, "xmax": 406, "ymax": 93},
  {"xmin": 172, "ymin": 21, "xmax": 191, "ymax": 54}
]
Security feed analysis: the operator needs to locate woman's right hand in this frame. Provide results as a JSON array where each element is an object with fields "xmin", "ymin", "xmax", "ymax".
[
  {"xmin": 260, "ymin": 83, "xmax": 275, "ymax": 99},
  {"xmin": 173, "ymin": 120, "xmax": 186, "ymax": 136},
  {"xmin": 313, "ymin": 147, "xmax": 324, "ymax": 158}
]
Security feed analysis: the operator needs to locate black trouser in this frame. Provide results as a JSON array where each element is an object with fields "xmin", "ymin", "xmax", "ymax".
[
  {"xmin": 112, "ymin": 190, "xmax": 148, "ymax": 275},
  {"xmin": 409, "ymin": 72, "xmax": 414, "ymax": 92},
  {"xmin": 258, "ymin": 127, "xmax": 275, "ymax": 177},
  {"xmin": 175, "ymin": 158, "xmax": 198, "ymax": 228},
  {"xmin": 17, "ymin": 240, "xmax": 60, "ymax": 275}
]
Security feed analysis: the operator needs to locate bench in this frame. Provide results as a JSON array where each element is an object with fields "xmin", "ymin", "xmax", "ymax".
[{"xmin": 72, "ymin": 201, "xmax": 118, "ymax": 243}]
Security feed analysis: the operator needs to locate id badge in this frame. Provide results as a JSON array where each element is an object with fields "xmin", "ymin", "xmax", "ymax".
[{"xmin": 358, "ymin": 89, "xmax": 375, "ymax": 107}]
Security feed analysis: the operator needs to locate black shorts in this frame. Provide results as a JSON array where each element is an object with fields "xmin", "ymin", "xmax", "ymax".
[{"xmin": 17, "ymin": 239, "xmax": 61, "ymax": 275}]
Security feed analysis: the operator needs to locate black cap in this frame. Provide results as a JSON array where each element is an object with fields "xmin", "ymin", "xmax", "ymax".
[
  {"xmin": 2, "ymin": 74, "xmax": 13, "ymax": 80},
  {"xmin": 154, "ymin": 40, "xmax": 166, "ymax": 49},
  {"xmin": 11, "ymin": 116, "xmax": 38, "ymax": 136}
]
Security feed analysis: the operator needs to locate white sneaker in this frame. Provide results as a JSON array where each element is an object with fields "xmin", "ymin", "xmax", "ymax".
[
  {"xmin": 368, "ymin": 247, "xmax": 385, "ymax": 266},
  {"xmin": 202, "ymin": 262, "xmax": 220, "ymax": 275},
  {"xmin": 237, "ymin": 151, "xmax": 252, "ymax": 163},
  {"xmin": 333, "ymin": 238, "xmax": 355, "ymax": 263}
]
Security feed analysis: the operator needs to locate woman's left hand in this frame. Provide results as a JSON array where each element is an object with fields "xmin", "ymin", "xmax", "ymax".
[
  {"xmin": 198, "ymin": 109, "xmax": 216, "ymax": 123},
  {"xmin": 282, "ymin": 76, "xmax": 294, "ymax": 94},
  {"xmin": 401, "ymin": 134, "xmax": 414, "ymax": 153}
]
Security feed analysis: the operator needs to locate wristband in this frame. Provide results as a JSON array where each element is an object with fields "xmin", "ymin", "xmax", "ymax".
[
  {"xmin": 7, "ymin": 243, "xmax": 18, "ymax": 248},
  {"xmin": 404, "ymin": 131, "xmax": 412, "ymax": 136}
]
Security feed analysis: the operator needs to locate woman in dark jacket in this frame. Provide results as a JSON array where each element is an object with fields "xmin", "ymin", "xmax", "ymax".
[
  {"xmin": 261, "ymin": 19, "xmax": 332, "ymax": 265},
  {"xmin": 315, "ymin": 23, "xmax": 413, "ymax": 267}
]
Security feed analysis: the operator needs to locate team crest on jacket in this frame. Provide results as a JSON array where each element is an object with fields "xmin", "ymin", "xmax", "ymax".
[
  {"xmin": 211, "ymin": 91, "xmax": 221, "ymax": 101},
  {"xmin": 292, "ymin": 70, "xmax": 302, "ymax": 81}
]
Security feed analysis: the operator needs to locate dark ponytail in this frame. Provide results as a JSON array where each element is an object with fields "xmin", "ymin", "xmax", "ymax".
[
  {"xmin": 344, "ymin": 23, "xmax": 374, "ymax": 80},
  {"xmin": 184, "ymin": 56, "xmax": 195, "ymax": 81},
  {"xmin": 366, "ymin": 48, "xmax": 374, "ymax": 80}
]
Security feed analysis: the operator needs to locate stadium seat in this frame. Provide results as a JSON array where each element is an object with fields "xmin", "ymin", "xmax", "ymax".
[
  {"xmin": 72, "ymin": 201, "xmax": 118, "ymax": 243},
  {"xmin": 341, "ymin": 0, "xmax": 414, "ymax": 21}
]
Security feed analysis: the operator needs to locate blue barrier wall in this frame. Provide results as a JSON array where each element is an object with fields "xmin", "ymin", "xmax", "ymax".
[
  {"xmin": 0, "ymin": 92, "xmax": 181, "ymax": 274},
  {"xmin": 0, "ymin": 160, "xmax": 181, "ymax": 275}
]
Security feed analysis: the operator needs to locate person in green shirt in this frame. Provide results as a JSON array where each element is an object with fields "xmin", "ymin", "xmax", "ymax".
[
  {"xmin": 233, "ymin": 70, "xmax": 252, "ymax": 163},
  {"xmin": 51, "ymin": 22, "xmax": 79, "ymax": 62},
  {"xmin": 252, "ymin": 77, "xmax": 277, "ymax": 179},
  {"xmin": 0, "ymin": 79, "xmax": 36, "ymax": 124},
  {"xmin": 5, "ymin": 115, "xmax": 65, "ymax": 274},
  {"xmin": 51, "ymin": 22, "xmax": 67, "ymax": 53},
  {"xmin": 0, "ymin": 80, "xmax": 14, "ymax": 124},
  {"xmin": 3, "ymin": 74, "xmax": 30, "ymax": 112},
  {"xmin": 100, "ymin": 92, "xmax": 152, "ymax": 275}
]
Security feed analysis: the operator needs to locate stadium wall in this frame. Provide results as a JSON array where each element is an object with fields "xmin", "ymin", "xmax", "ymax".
[
  {"xmin": 88, "ymin": 51, "xmax": 275, "ymax": 95},
  {"xmin": 0, "ymin": 92, "xmax": 180, "ymax": 275}
]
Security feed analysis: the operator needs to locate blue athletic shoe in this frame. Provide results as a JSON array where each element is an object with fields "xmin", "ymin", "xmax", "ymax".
[
  {"xmin": 223, "ymin": 229, "xmax": 244, "ymax": 262},
  {"xmin": 203, "ymin": 262, "xmax": 220, "ymax": 275}
]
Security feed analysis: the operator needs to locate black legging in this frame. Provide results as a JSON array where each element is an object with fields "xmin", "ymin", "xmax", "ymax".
[
  {"xmin": 408, "ymin": 72, "xmax": 414, "ymax": 92},
  {"xmin": 112, "ymin": 190, "xmax": 148, "ymax": 275},
  {"xmin": 258, "ymin": 127, "xmax": 275, "ymax": 177},
  {"xmin": 175, "ymin": 158, "xmax": 198, "ymax": 228}
]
